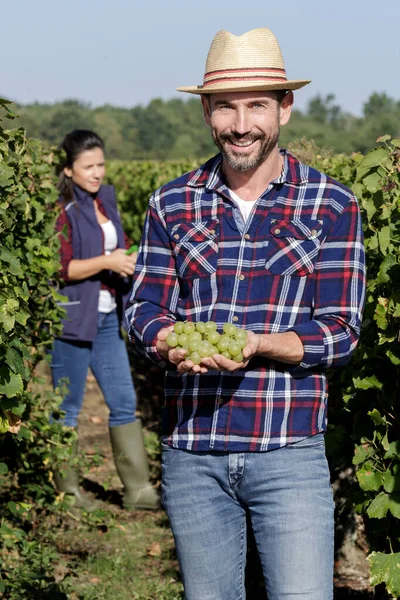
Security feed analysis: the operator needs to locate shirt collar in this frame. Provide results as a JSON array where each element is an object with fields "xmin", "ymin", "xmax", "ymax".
[{"xmin": 187, "ymin": 149, "xmax": 308, "ymax": 192}]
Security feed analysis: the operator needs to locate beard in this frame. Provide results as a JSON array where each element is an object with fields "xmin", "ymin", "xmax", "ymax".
[{"xmin": 212, "ymin": 128, "xmax": 280, "ymax": 172}]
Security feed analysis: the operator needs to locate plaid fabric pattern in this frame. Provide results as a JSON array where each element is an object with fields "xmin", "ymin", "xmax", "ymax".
[
  {"xmin": 56, "ymin": 196, "xmax": 129, "ymax": 295},
  {"xmin": 127, "ymin": 151, "xmax": 366, "ymax": 452}
]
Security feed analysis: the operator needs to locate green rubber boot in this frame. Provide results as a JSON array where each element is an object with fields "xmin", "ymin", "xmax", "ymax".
[
  {"xmin": 109, "ymin": 421, "xmax": 161, "ymax": 511},
  {"xmin": 53, "ymin": 439, "xmax": 97, "ymax": 512}
]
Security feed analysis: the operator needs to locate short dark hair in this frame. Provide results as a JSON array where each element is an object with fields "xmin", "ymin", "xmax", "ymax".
[{"xmin": 57, "ymin": 130, "xmax": 105, "ymax": 204}]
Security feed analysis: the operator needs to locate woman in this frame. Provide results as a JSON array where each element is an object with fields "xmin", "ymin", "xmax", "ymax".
[{"xmin": 51, "ymin": 129, "xmax": 159, "ymax": 511}]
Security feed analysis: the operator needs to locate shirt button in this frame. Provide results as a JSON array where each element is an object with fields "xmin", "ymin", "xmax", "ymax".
[
  {"xmin": 310, "ymin": 229, "xmax": 318, "ymax": 238},
  {"xmin": 233, "ymin": 316, "xmax": 239, "ymax": 322},
  {"xmin": 244, "ymin": 234, "xmax": 250, "ymax": 240},
  {"xmin": 174, "ymin": 234, "xmax": 180, "ymax": 240},
  {"xmin": 210, "ymin": 229, "xmax": 215, "ymax": 235},
  {"xmin": 239, "ymin": 274, "xmax": 245, "ymax": 281},
  {"xmin": 274, "ymin": 228, "xmax": 281, "ymax": 235}
]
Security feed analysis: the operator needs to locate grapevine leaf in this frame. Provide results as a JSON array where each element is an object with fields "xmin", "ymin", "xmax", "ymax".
[
  {"xmin": 378, "ymin": 226, "xmax": 391, "ymax": 255},
  {"xmin": 0, "ymin": 417, "xmax": 9, "ymax": 433},
  {"xmin": 0, "ymin": 365, "xmax": 23, "ymax": 397},
  {"xmin": 385, "ymin": 441, "xmax": 400, "ymax": 459},
  {"xmin": 368, "ymin": 409, "xmax": 386, "ymax": 427},
  {"xmin": 388, "ymin": 494, "xmax": 400, "ymax": 518},
  {"xmin": 356, "ymin": 461, "xmax": 382, "ymax": 491},
  {"xmin": 367, "ymin": 492, "xmax": 390, "ymax": 518},
  {"xmin": 383, "ymin": 471, "xmax": 400, "ymax": 494},
  {"xmin": 353, "ymin": 375, "xmax": 383, "ymax": 390},
  {"xmin": 368, "ymin": 552, "xmax": 400, "ymax": 598}
]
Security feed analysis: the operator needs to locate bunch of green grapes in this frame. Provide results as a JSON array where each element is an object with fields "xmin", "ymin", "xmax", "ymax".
[{"xmin": 166, "ymin": 321, "xmax": 248, "ymax": 365}]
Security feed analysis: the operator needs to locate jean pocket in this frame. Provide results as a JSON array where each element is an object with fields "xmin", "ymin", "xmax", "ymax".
[
  {"xmin": 288, "ymin": 433, "xmax": 325, "ymax": 449},
  {"xmin": 265, "ymin": 219, "xmax": 322, "ymax": 277},
  {"xmin": 171, "ymin": 219, "xmax": 219, "ymax": 279}
]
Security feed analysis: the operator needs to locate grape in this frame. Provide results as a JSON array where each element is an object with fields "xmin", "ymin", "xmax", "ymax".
[
  {"xmin": 234, "ymin": 329, "xmax": 247, "ymax": 348},
  {"xmin": 166, "ymin": 332, "xmax": 179, "ymax": 347},
  {"xmin": 178, "ymin": 333, "xmax": 189, "ymax": 348},
  {"xmin": 204, "ymin": 321, "xmax": 217, "ymax": 333},
  {"xmin": 198, "ymin": 341, "xmax": 212, "ymax": 358},
  {"xmin": 183, "ymin": 321, "xmax": 195, "ymax": 334},
  {"xmin": 207, "ymin": 330, "xmax": 220, "ymax": 345},
  {"xmin": 174, "ymin": 322, "xmax": 184, "ymax": 335},
  {"xmin": 195, "ymin": 321, "xmax": 206, "ymax": 334},
  {"xmin": 188, "ymin": 338, "xmax": 201, "ymax": 352},
  {"xmin": 228, "ymin": 340, "xmax": 241, "ymax": 357},
  {"xmin": 167, "ymin": 320, "xmax": 248, "ymax": 366},
  {"xmin": 217, "ymin": 334, "xmax": 230, "ymax": 352},
  {"xmin": 190, "ymin": 331, "xmax": 202, "ymax": 342},
  {"xmin": 223, "ymin": 323, "xmax": 237, "ymax": 336},
  {"xmin": 190, "ymin": 351, "xmax": 202, "ymax": 365}
]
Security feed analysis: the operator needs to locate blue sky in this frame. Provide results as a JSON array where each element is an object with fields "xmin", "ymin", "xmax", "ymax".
[{"xmin": 3, "ymin": 0, "xmax": 400, "ymax": 116}]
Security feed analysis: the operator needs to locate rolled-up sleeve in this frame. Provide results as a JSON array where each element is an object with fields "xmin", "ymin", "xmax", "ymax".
[{"xmin": 125, "ymin": 193, "xmax": 179, "ymax": 367}]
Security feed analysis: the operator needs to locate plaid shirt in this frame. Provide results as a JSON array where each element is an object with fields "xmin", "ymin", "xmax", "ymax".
[{"xmin": 127, "ymin": 150, "xmax": 366, "ymax": 452}]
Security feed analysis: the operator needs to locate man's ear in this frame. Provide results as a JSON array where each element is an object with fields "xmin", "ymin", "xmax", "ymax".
[
  {"xmin": 201, "ymin": 95, "xmax": 212, "ymax": 126},
  {"xmin": 279, "ymin": 91, "xmax": 294, "ymax": 126}
]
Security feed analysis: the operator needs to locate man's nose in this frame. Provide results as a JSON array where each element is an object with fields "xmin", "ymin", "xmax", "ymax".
[{"xmin": 232, "ymin": 108, "xmax": 251, "ymax": 135}]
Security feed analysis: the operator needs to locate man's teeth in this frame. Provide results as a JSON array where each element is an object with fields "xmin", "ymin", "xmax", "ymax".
[{"xmin": 232, "ymin": 140, "xmax": 254, "ymax": 147}]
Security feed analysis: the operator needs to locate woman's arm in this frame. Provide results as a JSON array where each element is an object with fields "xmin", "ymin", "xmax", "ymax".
[{"xmin": 68, "ymin": 249, "xmax": 137, "ymax": 281}]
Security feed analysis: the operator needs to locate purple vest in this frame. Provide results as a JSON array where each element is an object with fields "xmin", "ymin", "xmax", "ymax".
[{"xmin": 58, "ymin": 184, "xmax": 130, "ymax": 342}]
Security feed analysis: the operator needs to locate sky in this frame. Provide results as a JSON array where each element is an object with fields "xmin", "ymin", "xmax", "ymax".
[{"xmin": 2, "ymin": 0, "xmax": 400, "ymax": 116}]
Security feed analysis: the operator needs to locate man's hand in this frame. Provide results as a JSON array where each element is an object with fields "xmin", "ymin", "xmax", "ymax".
[
  {"xmin": 156, "ymin": 327, "xmax": 303, "ymax": 375},
  {"xmin": 156, "ymin": 327, "xmax": 261, "ymax": 375}
]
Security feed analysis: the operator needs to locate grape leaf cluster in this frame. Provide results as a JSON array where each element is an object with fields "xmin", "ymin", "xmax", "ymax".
[{"xmin": 166, "ymin": 321, "xmax": 248, "ymax": 364}]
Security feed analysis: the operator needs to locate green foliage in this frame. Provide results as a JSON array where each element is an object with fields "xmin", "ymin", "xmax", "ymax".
[
  {"xmin": 0, "ymin": 98, "xmax": 65, "ymax": 425},
  {"xmin": 337, "ymin": 137, "xmax": 400, "ymax": 596},
  {"xmin": 6, "ymin": 91, "xmax": 400, "ymax": 161},
  {"xmin": 0, "ymin": 97, "xmax": 77, "ymax": 597},
  {"xmin": 105, "ymin": 158, "xmax": 203, "ymax": 243}
]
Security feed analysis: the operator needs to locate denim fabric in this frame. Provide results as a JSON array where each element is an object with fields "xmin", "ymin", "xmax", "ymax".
[
  {"xmin": 50, "ymin": 310, "xmax": 137, "ymax": 427},
  {"xmin": 161, "ymin": 433, "xmax": 334, "ymax": 600}
]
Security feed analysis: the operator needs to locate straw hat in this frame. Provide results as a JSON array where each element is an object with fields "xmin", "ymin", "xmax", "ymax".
[{"xmin": 177, "ymin": 28, "xmax": 310, "ymax": 95}]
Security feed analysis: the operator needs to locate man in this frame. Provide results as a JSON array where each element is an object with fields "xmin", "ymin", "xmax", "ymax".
[{"xmin": 126, "ymin": 27, "xmax": 366, "ymax": 600}]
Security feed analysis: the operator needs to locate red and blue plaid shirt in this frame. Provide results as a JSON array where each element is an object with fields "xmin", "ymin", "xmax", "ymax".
[{"xmin": 127, "ymin": 150, "xmax": 366, "ymax": 452}]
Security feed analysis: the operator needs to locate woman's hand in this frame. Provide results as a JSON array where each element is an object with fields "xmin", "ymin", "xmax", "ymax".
[{"xmin": 106, "ymin": 248, "xmax": 137, "ymax": 277}]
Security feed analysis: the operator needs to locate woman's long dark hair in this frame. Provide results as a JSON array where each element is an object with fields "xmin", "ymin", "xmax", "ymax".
[{"xmin": 57, "ymin": 130, "xmax": 105, "ymax": 204}]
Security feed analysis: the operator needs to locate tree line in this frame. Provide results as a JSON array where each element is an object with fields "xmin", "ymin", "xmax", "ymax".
[{"xmin": 5, "ymin": 92, "xmax": 400, "ymax": 160}]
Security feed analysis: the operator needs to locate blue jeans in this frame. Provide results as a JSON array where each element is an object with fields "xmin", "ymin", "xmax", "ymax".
[
  {"xmin": 50, "ymin": 310, "xmax": 137, "ymax": 428},
  {"xmin": 161, "ymin": 434, "xmax": 334, "ymax": 600}
]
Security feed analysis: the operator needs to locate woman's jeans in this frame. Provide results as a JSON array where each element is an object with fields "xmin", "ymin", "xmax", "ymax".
[
  {"xmin": 161, "ymin": 433, "xmax": 334, "ymax": 600},
  {"xmin": 50, "ymin": 310, "xmax": 137, "ymax": 428}
]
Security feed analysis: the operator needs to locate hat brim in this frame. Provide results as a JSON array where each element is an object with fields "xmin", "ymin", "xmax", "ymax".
[{"xmin": 177, "ymin": 80, "xmax": 311, "ymax": 95}]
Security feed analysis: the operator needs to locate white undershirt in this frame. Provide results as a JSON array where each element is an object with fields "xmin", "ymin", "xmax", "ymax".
[
  {"xmin": 229, "ymin": 190, "xmax": 258, "ymax": 222},
  {"xmin": 98, "ymin": 220, "xmax": 118, "ymax": 313}
]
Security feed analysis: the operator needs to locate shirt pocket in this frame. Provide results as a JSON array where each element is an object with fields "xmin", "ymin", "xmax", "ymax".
[
  {"xmin": 265, "ymin": 219, "xmax": 323, "ymax": 277},
  {"xmin": 171, "ymin": 220, "xmax": 219, "ymax": 279}
]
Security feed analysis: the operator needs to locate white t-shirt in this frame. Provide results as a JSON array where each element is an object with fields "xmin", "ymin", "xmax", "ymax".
[
  {"xmin": 229, "ymin": 190, "xmax": 258, "ymax": 222},
  {"xmin": 98, "ymin": 220, "xmax": 118, "ymax": 313}
]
